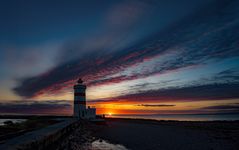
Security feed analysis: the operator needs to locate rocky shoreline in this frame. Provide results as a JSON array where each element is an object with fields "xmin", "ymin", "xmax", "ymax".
[{"xmin": 54, "ymin": 121, "xmax": 97, "ymax": 150}]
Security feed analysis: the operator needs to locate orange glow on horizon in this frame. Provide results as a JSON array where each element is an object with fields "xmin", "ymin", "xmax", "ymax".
[{"xmin": 88, "ymin": 99, "xmax": 239, "ymax": 115}]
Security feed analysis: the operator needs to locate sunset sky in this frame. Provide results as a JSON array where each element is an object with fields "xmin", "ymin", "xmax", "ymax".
[{"xmin": 0, "ymin": 0, "xmax": 239, "ymax": 115}]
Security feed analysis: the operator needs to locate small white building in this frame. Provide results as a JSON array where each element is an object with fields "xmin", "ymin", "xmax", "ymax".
[{"xmin": 73, "ymin": 78, "xmax": 96, "ymax": 119}]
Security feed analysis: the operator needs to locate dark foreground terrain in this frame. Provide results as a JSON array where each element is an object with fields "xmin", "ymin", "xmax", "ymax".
[
  {"xmin": 1, "ymin": 118, "xmax": 239, "ymax": 150},
  {"xmin": 0, "ymin": 117, "xmax": 60, "ymax": 144},
  {"xmin": 93, "ymin": 118, "xmax": 239, "ymax": 150},
  {"xmin": 53, "ymin": 118, "xmax": 239, "ymax": 150}
]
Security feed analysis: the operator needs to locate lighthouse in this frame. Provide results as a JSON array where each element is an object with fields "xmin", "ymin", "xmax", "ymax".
[
  {"xmin": 73, "ymin": 78, "xmax": 96, "ymax": 119},
  {"xmin": 73, "ymin": 78, "xmax": 86, "ymax": 118}
]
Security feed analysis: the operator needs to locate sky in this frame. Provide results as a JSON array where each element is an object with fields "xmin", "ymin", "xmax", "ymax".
[{"xmin": 0, "ymin": 0, "xmax": 239, "ymax": 115}]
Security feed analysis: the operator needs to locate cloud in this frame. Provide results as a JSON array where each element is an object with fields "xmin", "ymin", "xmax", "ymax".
[
  {"xmin": 202, "ymin": 104, "xmax": 239, "ymax": 110},
  {"xmin": 137, "ymin": 104, "xmax": 175, "ymax": 107},
  {"xmin": 88, "ymin": 99, "xmax": 124, "ymax": 104},
  {"xmin": 188, "ymin": 68, "xmax": 239, "ymax": 87},
  {"xmin": 110, "ymin": 83, "xmax": 239, "ymax": 102},
  {"xmin": 0, "ymin": 43, "xmax": 59, "ymax": 79},
  {"xmin": 0, "ymin": 100, "xmax": 72, "ymax": 115},
  {"xmin": 199, "ymin": 103, "xmax": 239, "ymax": 114},
  {"xmin": 13, "ymin": 0, "xmax": 239, "ymax": 99},
  {"xmin": 213, "ymin": 69, "xmax": 239, "ymax": 81}
]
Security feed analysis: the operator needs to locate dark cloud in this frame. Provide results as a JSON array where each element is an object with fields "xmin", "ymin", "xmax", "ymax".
[
  {"xmin": 88, "ymin": 99, "xmax": 124, "ymax": 104},
  {"xmin": 0, "ymin": 100, "xmax": 72, "ymax": 115},
  {"xmin": 200, "ymin": 103, "xmax": 239, "ymax": 114},
  {"xmin": 137, "ymin": 104, "xmax": 175, "ymax": 107},
  {"xmin": 214, "ymin": 69, "xmax": 239, "ymax": 81},
  {"xmin": 111, "ymin": 83, "xmax": 239, "ymax": 102},
  {"xmin": 202, "ymin": 104, "xmax": 239, "ymax": 110},
  {"xmin": 190, "ymin": 69, "xmax": 239, "ymax": 86},
  {"xmin": 13, "ymin": 0, "xmax": 239, "ymax": 99}
]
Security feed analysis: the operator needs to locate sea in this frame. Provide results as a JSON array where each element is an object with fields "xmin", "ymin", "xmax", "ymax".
[
  {"xmin": 0, "ymin": 119, "xmax": 26, "ymax": 126},
  {"xmin": 108, "ymin": 114, "xmax": 239, "ymax": 121},
  {"xmin": 0, "ymin": 114, "xmax": 238, "ymax": 125}
]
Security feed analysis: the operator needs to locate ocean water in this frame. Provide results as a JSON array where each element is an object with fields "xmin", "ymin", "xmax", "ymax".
[
  {"xmin": 0, "ymin": 119, "xmax": 26, "ymax": 126},
  {"xmin": 108, "ymin": 114, "xmax": 239, "ymax": 121}
]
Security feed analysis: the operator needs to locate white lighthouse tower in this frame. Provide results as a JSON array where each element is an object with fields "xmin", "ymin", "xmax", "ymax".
[
  {"xmin": 73, "ymin": 78, "xmax": 86, "ymax": 118},
  {"xmin": 73, "ymin": 78, "xmax": 96, "ymax": 119}
]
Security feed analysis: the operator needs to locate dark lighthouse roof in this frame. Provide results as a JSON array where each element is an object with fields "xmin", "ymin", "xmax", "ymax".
[
  {"xmin": 77, "ymin": 78, "xmax": 83, "ymax": 84},
  {"xmin": 74, "ymin": 78, "xmax": 86, "ymax": 89}
]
